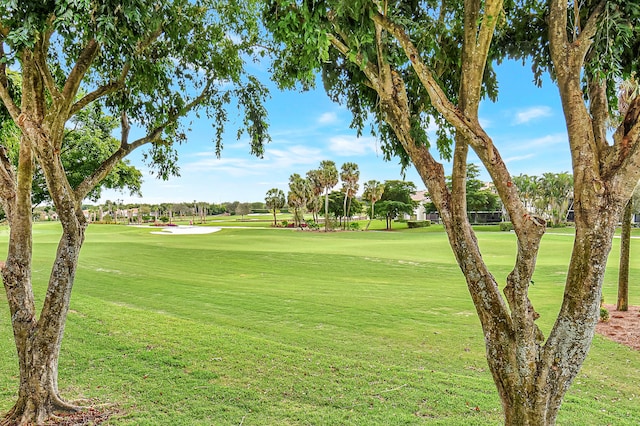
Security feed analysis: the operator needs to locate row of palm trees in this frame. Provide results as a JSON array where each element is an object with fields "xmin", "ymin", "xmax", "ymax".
[{"xmin": 265, "ymin": 160, "xmax": 388, "ymax": 231}]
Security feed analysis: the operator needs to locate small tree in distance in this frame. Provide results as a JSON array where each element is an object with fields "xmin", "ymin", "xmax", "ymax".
[
  {"xmin": 288, "ymin": 173, "xmax": 310, "ymax": 227},
  {"xmin": 362, "ymin": 180, "xmax": 385, "ymax": 231},
  {"xmin": 236, "ymin": 203, "xmax": 252, "ymax": 220},
  {"xmin": 305, "ymin": 169, "xmax": 323, "ymax": 222},
  {"xmin": 377, "ymin": 180, "xmax": 416, "ymax": 230}
]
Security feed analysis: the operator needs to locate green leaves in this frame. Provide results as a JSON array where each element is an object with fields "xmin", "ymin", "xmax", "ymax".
[{"xmin": 1, "ymin": 0, "xmax": 271, "ymax": 179}]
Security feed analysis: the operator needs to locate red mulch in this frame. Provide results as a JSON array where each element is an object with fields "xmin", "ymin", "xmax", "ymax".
[{"xmin": 596, "ymin": 304, "xmax": 640, "ymax": 351}]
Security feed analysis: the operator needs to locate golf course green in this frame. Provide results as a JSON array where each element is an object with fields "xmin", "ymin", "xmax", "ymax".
[{"xmin": 1, "ymin": 222, "xmax": 639, "ymax": 424}]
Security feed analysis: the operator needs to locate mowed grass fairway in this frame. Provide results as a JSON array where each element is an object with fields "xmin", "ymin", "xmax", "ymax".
[{"xmin": 1, "ymin": 223, "xmax": 640, "ymax": 425}]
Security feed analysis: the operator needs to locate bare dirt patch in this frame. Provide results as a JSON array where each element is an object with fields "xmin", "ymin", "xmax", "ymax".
[
  {"xmin": 596, "ymin": 304, "xmax": 640, "ymax": 351},
  {"xmin": 39, "ymin": 408, "xmax": 117, "ymax": 425}
]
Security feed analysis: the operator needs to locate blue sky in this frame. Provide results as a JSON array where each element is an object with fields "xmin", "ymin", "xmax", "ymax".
[{"xmin": 98, "ymin": 59, "xmax": 571, "ymax": 205}]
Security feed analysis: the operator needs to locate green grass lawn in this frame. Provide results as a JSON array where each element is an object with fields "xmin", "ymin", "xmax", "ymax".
[{"xmin": 0, "ymin": 223, "xmax": 639, "ymax": 424}]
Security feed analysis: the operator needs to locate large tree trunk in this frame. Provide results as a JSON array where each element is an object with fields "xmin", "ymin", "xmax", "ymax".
[
  {"xmin": 617, "ymin": 199, "xmax": 632, "ymax": 311},
  {"xmin": 322, "ymin": 1, "xmax": 640, "ymax": 423},
  {"xmin": 2, "ymin": 50, "xmax": 89, "ymax": 423},
  {"xmin": 2, "ymin": 202, "xmax": 87, "ymax": 426},
  {"xmin": 2, "ymin": 189, "xmax": 87, "ymax": 425},
  {"xmin": 366, "ymin": 6, "xmax": 624, "ymax": 423}
]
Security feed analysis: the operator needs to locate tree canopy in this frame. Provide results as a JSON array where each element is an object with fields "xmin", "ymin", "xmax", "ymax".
[{"xmin": 377, "ymin": 180, "xmax": 416, "ymax": 229}]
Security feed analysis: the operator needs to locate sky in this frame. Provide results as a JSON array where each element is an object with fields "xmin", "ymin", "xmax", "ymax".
[{"xmin": 97, "ymin": 59, "xmax": 571, "ymax": 205}]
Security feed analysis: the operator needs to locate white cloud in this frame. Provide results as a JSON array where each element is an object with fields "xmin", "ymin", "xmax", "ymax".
[
  {"xmin": 184, "ymin": 156, "xmax": 263, "ymax": 177},
  {"xmin": 479, "ymin": 117, "xmax": 492, "ymax": 129},
  {"xmin": 328, "ymin": 135, "xmax": 378, "ymax": 156},
  {"xmin": 520, "ymin": 133, "xmax": 566, "ymax": 149},
  {"xmin": 265, "ymin": 145, "xmax": 323, "ymax": 167},
  {"xmin": 513, "ymin": 106, "xmax": 553, "ymax": 124},
  {"xmin": 317, "ymin": 111, "xmax": 339, "ymax": 125},
  {"xmin": 503, "ymin": 154, "xmax": 535, "ymax": 164}
]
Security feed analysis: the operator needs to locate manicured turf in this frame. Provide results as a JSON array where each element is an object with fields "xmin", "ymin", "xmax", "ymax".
[{"xmin": 0, "ymin": 223, "xmax": 639, "ymax": 424}]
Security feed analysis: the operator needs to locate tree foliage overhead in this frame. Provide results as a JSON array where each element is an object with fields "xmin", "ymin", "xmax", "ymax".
[
  {"xmin": 0, "ymin": 76, "xmax": 142, "ymax": 207},
  {"xmin": 1, "ymin": 0, "xmax": 270, "ymax": 184}
]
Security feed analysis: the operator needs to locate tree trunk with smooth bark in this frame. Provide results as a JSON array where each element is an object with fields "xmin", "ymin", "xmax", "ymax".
[{"xmin": 618, "ymin": 199, "xmax": 632, "ymax": 311}]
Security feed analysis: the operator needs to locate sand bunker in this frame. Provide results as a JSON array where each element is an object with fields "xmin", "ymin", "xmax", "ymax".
[{"xmin": 150, "ymin": 226, "xmax": 222, "ymax": 235}]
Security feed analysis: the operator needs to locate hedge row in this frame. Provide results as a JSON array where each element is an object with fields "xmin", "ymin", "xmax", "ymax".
[{"xmin": 407, "ymin": 220, "xmax": 431, "ymax": 228}]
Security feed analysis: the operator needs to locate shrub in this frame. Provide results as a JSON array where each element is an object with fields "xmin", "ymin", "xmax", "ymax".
[
  {"xmin": 159, "ymin": 216, "xmax": 170, "ymax": 223},
  {"xmin": 599, "ymin": 307, "xmax": 610, "ymax": 322},
  {"xmin": 550, "ymin": 222, "xmax": 567, "ymax": 228},
  {"xmin": 407, "ymin": 220, "xmax": 431, "ymax": 229},
  {"xmin": 281, "ymin": 220, "xmax": 288, "ymax": 227},
  {"xmin": 349, "ymin": 222, "xmax": 360, "ymax": 231},
  {"xmin": 305, "ymin": 220, "xmax": 320, "ymax": 230},
  {"xmin": 500, "ymin": 222, "xmax": 514, "ymax": 232}
]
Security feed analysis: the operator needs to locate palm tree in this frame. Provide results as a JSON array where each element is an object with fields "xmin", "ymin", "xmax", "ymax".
[
  {"xmin": 317, "ymin": 160, "xmax": 338, "ymax": 231},
  {"xmin": 340, "ymin": 162, "xmax": 360, "ymax": 229},
  {"xmin": 512, "ymin": 174, "xmax": 540, "ymax": 214},
  {"xmin": 539, "ymin": 172, "xmax": 573, "ymax": 226},
  {"xmin": 265, "ymin": 188, "xmax": 286, "ymax": 226},
  {"xmin": 288, "ymin": 173, "xmax": 310, "ymax": 227},
  {"xmin": 305, "ymin": 169, "xmax": 323, "ymax": 222},
  {"xmin": 363, "ymin": 180, "xmax": 385, "ymax": 230}
]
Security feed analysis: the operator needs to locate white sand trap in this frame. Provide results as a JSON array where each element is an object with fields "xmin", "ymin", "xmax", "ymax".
[{"xmin": 150, "ymin": 226, "xmax": 222, "ymax": 235}]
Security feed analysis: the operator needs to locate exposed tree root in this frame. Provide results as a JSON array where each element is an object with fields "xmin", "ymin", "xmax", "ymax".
[{"xmin": 1, "ymin": 399, "xmax": 118, "ymax": 426}]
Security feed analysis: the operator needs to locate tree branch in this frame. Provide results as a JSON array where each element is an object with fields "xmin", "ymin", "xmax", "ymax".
[
  {"xmin": 573, "ymin": 1, "xmax": 606, "ymax": 61},
  {"xmin": 588, "ymin": 77, "xmax": 610, "ymax": 156},
  {"xmin": 34, "ymin": 20, "xmax": 62, "ymax": 103},
  {"xmin": 61, "ymin": 39, "xmax": 100, "ymax": 112},
  {"xmin": 604, "ymin": 95, "xmax": 640, "ymax": 179},
  {"xmin": 68, "ymin": 24, "xmax": 162, "ymax": 118},
  {"xmin": 473, "ymin": 0, "xmax": 503, "ymax": 82},
  {"xmin": 548, "ymin": 0, "xmax": 569, "ymax": 64},
  {"xmin": 74, "ymin": 79, "xmax": 213, "ymax": 201},
  {"xmin": 372, "ymin": 12, "xmax": 540, "ymax": 232},
  {"xmin": 0, "ymin": 44, "xmax": 22, "ymax": 122},
  {"xmin": 327, "ymin": 34, "xmax": 382, "ymax": 90},
  {"xmin": 0, "ymin": 145, "xmax": 17, "ymax": 220},
  {"xmin": 68, "ymin": 63, "xmax": 131, "ymax": 118}
]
